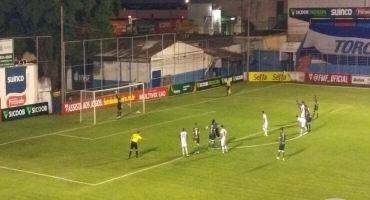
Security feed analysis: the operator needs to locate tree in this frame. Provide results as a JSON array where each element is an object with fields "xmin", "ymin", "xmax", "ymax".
[{"xmin": 0, "ymin": 0, "xmax": 120, "ymax": 90}]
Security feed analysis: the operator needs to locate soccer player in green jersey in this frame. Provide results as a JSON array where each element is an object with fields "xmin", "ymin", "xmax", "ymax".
[
  {"xmin": 208, "ymin": 119, "xmax": 216, "ymax": 149},
  {"xmin": 277, "ymin": 128, "xmax": 286, "ymax": 161},
  {"xmin": 193, "ymin": 123, "xmax": 200, "ymax": 154},
  {"xmin": 313, "ymin": 96, "xmax": 319, "ymax": 119}
]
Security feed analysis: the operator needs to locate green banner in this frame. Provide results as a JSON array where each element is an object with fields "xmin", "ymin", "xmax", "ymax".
[
  {"xmin": 221, "ymin": 73, "xmax": 244, "ymax": 84},
  {"xmin": 1, "ymin": 102, "xmax": 49, "ymax": 122},
  {"xmin": 169, "ymin": 81, "xmax": 195, "ymax": 96},
  {"xmin": 196, "ymin": 77, "xmax": 222, "ymax": 91},
  {"xmin": 0, "ymin": 54, "xmax": 13, "ymax": 67}
]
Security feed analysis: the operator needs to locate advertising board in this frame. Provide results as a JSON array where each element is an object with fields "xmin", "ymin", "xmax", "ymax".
[
  {"xmin": 249, "ymin": 72, "xmax": 291, "ymax": 82},
  {"xmin": 1, "ymin": 102, "xmax": 49, "ymax": 122},
  {"xmin": 352, "ymin": 75, "xmax": 370, "ymax": 85},
  {"xmin": 61, "ymin": 86, "xmax": 168, "ymax": 115},
  {"xmin": 195, "ymin": 73, "xmax": 244, "ymax": 91},
  {"xmin": 169, "ymin": 82, "xmax": 195, "ymax": 96},
  {"xmin": 305, "ymin": 73, "xmax": 351, "ymax": 85},
  {"xmin": 0, "ymin": 39, "xmax": 13, "ymax": 67}
]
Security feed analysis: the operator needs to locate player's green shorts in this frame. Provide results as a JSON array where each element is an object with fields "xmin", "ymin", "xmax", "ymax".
[
  {"xmin": 279, "ymin": 144, "xmax": 285, "ymax": 151},
  {"xmin": 209, "ymin": 133, "xmax": 215, "ymax": 140}
]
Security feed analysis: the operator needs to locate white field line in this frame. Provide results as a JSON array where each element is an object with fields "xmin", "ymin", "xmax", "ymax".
[
  {"xmin": 233, "ymin": 123, "xmax": 297, "ymax": 142},
  {"xmin": 288, "ymin": 82, "xmax": 370, "ymax": 90},
  {"xmin": 235, "ymin": 96, "xmax": 351, "ymax": 107},
  {"xmin": 0, "ymin": 126, "xmax": 89, "ymax": 146},
  {"xmin": 54, "ymin": 134, "xmax": 93, "ymax": 140},
  {"xmin": 235, "ymin": 105, "xmax": 352, "ymax": 149},
  {"xmin": 0, "ymin": 165, "xmax": 94, "ymax": 186},
  {"xmin": 0, "ymin": 84, "xmax": 283, "ymax": 145},
  {"xmin": 55, "ymin": 83, "xmax": 286, "ymax": 140},
  {"xmin": 236, "ymin": 134, "xmax": 302, "ymax": 149},
  {"xmin": 94, "ymin": 157, "xmax": 183, "ymax": 186},
  {"xmin": 92, "ymin": 111, "xmax": 216, "ymax": 140}
]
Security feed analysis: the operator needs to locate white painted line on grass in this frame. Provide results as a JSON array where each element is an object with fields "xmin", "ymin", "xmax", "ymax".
[
  {"xmin": 94, "ymin": 157, "xmax": 183, "ymax": 186},
  {"xmin": 92, "ymin": 111, "xmax": 216, "ymax": 140},
  {"xmin": 235, "ymin": 105, "xmax": 352, "ymax": 149},
  {"xmin": 0, "ymin": 165, "xmax": 94, "ymax": 186},
  {"xmin": 54, "ymin": 134, "xmax": 93, "ymax": 140},
  {"xmin": 233, "ymin": 123, "xmax": 297, "ymax": 142},
  {"xmin": 236, "ymin": 134, "xmax": 302, "ymax": 149},
  {"xmin": 0, "ymin": 126, "xmax": 90, "ymax": 146},
  {"xmin": 0, "ymin": 84, "xmax": 283, "ymax": 145}
]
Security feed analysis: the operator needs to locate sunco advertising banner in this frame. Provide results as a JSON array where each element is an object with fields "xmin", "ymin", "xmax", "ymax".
[
  {"xmin": 1, "ymin": 102, "xmax": 49, "ymax": 122},
  {"xmin": 169, "ymin": 82, "xmax": 195, "ymax": 96},
  {"xmin": 289, "ymin": 7, "xmax": 363, "ymax": 19},
  {"xmin": 249, "ymin": 72, "xmax": 291, "ymax": 82}
]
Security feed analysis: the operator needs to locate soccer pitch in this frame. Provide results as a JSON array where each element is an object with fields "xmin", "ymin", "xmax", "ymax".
[{"xmin": 0, "ymin": 82, "xmax": 369, "ymax": 200}]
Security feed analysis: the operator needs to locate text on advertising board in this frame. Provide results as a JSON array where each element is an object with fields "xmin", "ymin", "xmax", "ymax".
[
  {"xmin": 306, "ymin": 73, "xmax": 351, "ymax": 84},
  {"xmin": 249, "ymin": 72, "xmax": 291, "ymax": 82},
  {"xmin": 5, "ymin": 66, "xmax": 27, "ymax": 94}
]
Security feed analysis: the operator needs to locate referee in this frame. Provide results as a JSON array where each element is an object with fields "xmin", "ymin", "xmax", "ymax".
[
  {"xmin": 128, "ymin": 131, "xmax": 143, "ymax": 159},
  {"xmin": 226, "ymin": 78, "xmax": 232, "ymax": 96}
]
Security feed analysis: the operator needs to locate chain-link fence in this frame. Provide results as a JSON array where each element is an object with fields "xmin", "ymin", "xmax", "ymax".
[
  {"xmin": 300, "ymin": 49, "xmax": 370, "ymax": 75},
  {"xmin": 63, "ymin": 34, "xmax": 247, "ymax": 103}
]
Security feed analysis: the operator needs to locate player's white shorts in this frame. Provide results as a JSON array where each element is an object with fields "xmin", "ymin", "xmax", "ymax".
[
  {"xmin": 262, "ymin": 123, "xmax": 268, "ymax": 129},
  {"xmin": 181, "ymin": 141, "xmax": 187, "ymax": 148},
  {"xmin": 220, "ymin": 138, "xmax": 226, "ymax": 147},
  {"xmin": 300, "ymin": 119, "xmax": 306, "ymax": 128}
]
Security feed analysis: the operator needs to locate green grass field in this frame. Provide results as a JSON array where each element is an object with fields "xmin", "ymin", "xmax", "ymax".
[{"xmin": 1, "ymin": 82, "xmax": 369, "ymax": 200}]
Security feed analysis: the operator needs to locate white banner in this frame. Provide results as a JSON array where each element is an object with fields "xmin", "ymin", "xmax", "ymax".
[
  {"xmin": 303, "ymin": 28, "xmax": 370, "ymax": 56},
  {"xmin": 0, "ymin": 39, "xmax": 13, "ymax": 54},
  {"xmin": 352, "ymin": 76, "xmax": 370, "ymax": 85}
]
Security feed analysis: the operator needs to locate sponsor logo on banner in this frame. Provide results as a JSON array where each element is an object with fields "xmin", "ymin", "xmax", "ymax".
[
  {"xmin": 249, "ymin": 72, "xmax": 291, "ymax": 82},
  {"xmin": 73, "ymin": 71, "xmax": 91, "ymax": 82},
  {"xmin": 5, "ymin": 66, "xmax": 27, "ymax": 95},
  {"xmin": 196, "ymin": 78, "xmax": 221, "ymax": 91},
  {"xmin": 305, "ymin": 73, "xmax": 351, "ymax": 85},
  {"xmin": 61, "ymin": 86, "xmax": 168, "ymax": 115},
  {"xmin": 330, "ymin": 8, "xmax": 353, "ymax": 17},
  {"xmin": 289, "ymin": 8, "xmax": 327, "ymax": 18},
  {"xmin": 63, "ymin": 98, "xmax": 104, "ymax": 114},
  {"xmin": 352, "ymin": 76, "xmax": 370, "ymax": 85},
  {"xmin": 1, "ymin": 102, "xmax": 49, "ymax": 122},
  {"xmin": 356, "ymin": 8, "xmax": 370, "ymax": 17},
  {"xmin": 7, "ymin": 94, "xmax": 27, "ymax": 107},
  {"xmin": 138, "ymin": 86, "xmax": 168, "ymax": 100},
  {"xmin": 169, "ymin": 82, "xmax": 195, "ymax": 96}
]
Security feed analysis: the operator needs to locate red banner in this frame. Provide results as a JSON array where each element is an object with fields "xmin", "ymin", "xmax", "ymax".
[
  {"xmin": 305, "ymin": 73, "xmax": 352, "ymax": 85},
  {"xmin": 61, "ymin": 86, "xmax": 169, "ymax": 115},
  {"xmin": 297, "ymin": 55, "xmax": 311, "ymax": 72}
]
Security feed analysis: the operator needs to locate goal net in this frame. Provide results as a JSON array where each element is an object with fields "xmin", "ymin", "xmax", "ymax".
[{"xmin": 79, "ymin": 83, "xmax": 145, "ymax": 125}]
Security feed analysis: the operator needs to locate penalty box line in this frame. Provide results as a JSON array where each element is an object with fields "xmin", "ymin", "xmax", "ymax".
[
  {"xmin": 0, "ymin": 157, "xmax": 184, "ymax": 186},
  {"xmin": 0, "ymin": 84, "xmax": 284, "ymax": 146}
]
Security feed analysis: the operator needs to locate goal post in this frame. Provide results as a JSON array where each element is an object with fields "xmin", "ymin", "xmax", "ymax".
[{"xmin": 79, "ymin": 83, "xmax": 145, "ymax": 125}]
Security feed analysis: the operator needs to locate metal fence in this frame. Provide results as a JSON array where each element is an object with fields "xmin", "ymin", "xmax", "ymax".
[
  {"xmin": 63, "ymin": 34, "xmax": 246, "ymax": 102},
  {"xmin": 300, "ymin": 49, "xmax": 370, "ymax": 75}
]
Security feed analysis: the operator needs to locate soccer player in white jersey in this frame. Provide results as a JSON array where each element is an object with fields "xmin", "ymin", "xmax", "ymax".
[
  {"xmin": 219, "ymin": 125, "xmax": 228, "ymax": 153},
  {"xmin": 262, "ymin": 111, "xmax": 268, "ymax": 136},
  {"xmin": 296, "ymin": 115, "xmax": 307, "ymax": 136},
  {"xmin": 296, "ymin": 100, "xmax": 306, "ymax": 118},
  {"xmin": 179, "ymin": 128, "xmax": 189, "ymax": 157}
]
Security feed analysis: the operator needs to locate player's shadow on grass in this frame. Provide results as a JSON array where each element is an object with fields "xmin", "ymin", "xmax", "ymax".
[
  {"xmin": 139, "ymin": 147, "xmax": 159, "ymax": 157},
  {"xmin": 173, "ymin": 154, "xmax": 219, "ymax": 166},
  {"xmin": 243, "ymin": 162, "xmax": 275, "ymax": 174},
  {"xmin": 287, "ymin": 147, "xmax": 308, "ymax": 158},
  {"xmin": 228, "ymin": 142, "xmax": 243, "ymax": 151}
]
